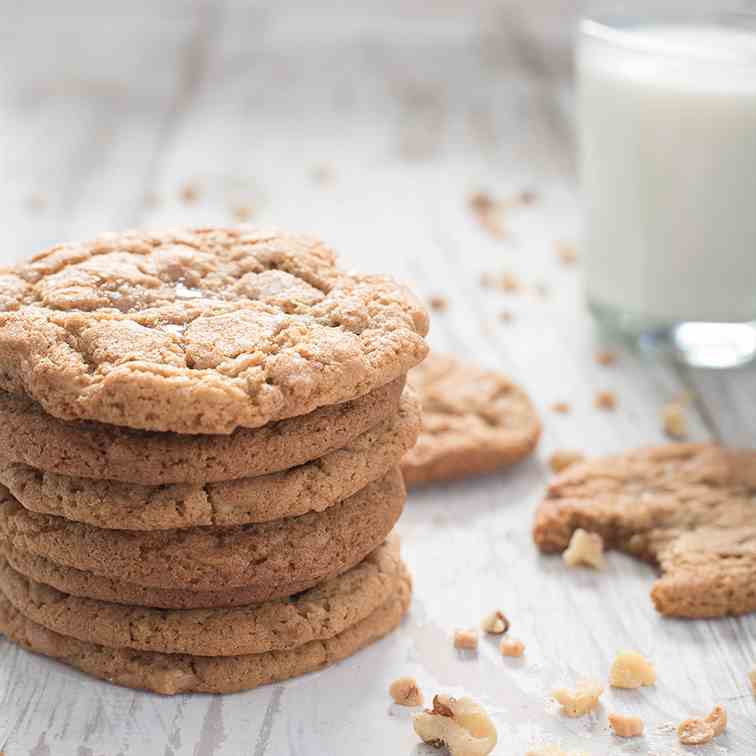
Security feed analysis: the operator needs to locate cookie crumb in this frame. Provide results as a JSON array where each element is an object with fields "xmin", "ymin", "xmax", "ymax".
[
  {"xmin": 594, "ymin": 390, "xmax": 616, "ymax": 410},
  {"xmin": 144, "ymin": 191, "xmax": 161, "ymax": 209},
  {"xmin": 594, "ymin": 349, "xmax": 616, "ymax": 366},
  {"xmin": 429, "ymin": 294, "xmax": 448, "ymax": 312},
  {"xmin": 413, "ymin": 695, "xmax": 497, "ymax": 756},
  {"xmin": 480, "ymin": 610, "xmax": 509, "ymax": 634},
  {"xmin": 389, "ymin": 676, "xmax": 423, "ymax": 707},
  {"xmin": 660, "ymin": 401, "xmax": 688, "ymax": 439},
  {"xmin": 179, "ymin": 183, "xmax": 199, "ymax": 204},
  {"xmin": 551, "ymin": 401, "xmax": 570, "ymax": 414},
  {"xmin": 555, "ymin": 241, "xmax": 577, "ymax": 265},
  {"xmin": 498, "ymin": 271, "xmax": 520, "ymax": 292},
  {"xmin": 749, "ymin": 664, "xmax": 756, "ymax": 694},
  {"xmin": 469, "ymin": 192, "xmax": 507, "ymax": 239},
  {"xmin": 551, "ymin": 679, "xmax": 603, "ymax": 717},
  {"xmin": 480, "ymin": 272, "xmax": 495, "ymax": 288},
  {"xmin": 609, "ymin": 650, "xmax": 656, "ymax": 688},
  {"xmin": 499, "ymin": 638, "xmax": 525, "ymax": 657},
  {"xmin": 677, "ymin": 705, "xmax": 726, "ymax": 746},
  {"xmin": 519, "ymin": 189, "xmax": 537, "ymax": 205},
  {"xmin": 526, "ymin": 746, "xmax": 588, "ymax": 756},
  {"xmin": 231, "ymin": 205, "xmax": 254, "ymax": 223},
  {"xmin": 26, "ymin": 194, "xmax": 47, "ymax": 212},
  {"xmin": 310, "ymin": 164, "xmax": 333, "ymax": 184},
  {"xmin": 563, "ymin": 529, "xmax": 605, "ymax": 569},
  {"xmin": 454, "ymin": 629, "xmax": 479, "ymax": 650},
  {"xmin": 548, "ymin": 450, "xmax": 585, "ymax": 474},
  {"xmin": 498, "ymin": 310, "xmax": 513, "ymax": 322},
  {"xmin": 608, "ymin": 712, "xmax": 644, "ymax": 738}
]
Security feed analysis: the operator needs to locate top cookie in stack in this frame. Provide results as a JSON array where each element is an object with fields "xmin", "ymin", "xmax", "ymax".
[{"xmin": 0, "ymin": 227, "xmax": 428, "ymax": 694}]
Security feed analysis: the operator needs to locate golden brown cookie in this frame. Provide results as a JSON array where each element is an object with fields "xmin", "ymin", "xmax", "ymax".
[
  {"xmin": 0, "ymin": 469, "xmax": 405, "ymax": 594},
  {"xmin": 401, "ymin": 353, "xmax": 540, "ymax": 486},
  {"xmin": 533, "ymin": 444, "xmax": 756, "ymax": 618},
  {"xmin": 0, "ymin": 391, "xmax": 419, "ymax": 529},
  {"xmin": 0, "ymin": 227, "xmax": 428, "ymax": 434},
  {"xmin": 0, "ymin": 583, "xmax": 411, "ymax": 694},
  {"xmin": 0, "ymin": 377, "xmax": 404, "ymax": 485},
  {"xmin": 0, "ymin": 538, "xmax": 407, "ymax": 656}
]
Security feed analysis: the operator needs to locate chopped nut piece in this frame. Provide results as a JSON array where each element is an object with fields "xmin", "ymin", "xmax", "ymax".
[
  {"xmin": 429, "ymin": 295, "xmax": 448, "ymax": 312},
  {"xmin": 389, "ymin": 676, "xmax": 423, "ymax": 707},
  {"xmin": 594, "ymin": 349, "xmax": 616, "ymax": 365},
  {"xmin": 498, "ymin": 272, "xmax": 520, "ymax": 292},
  {"xmin": 555, "ymin": 241, "xmax": 577, "ymax": 265},
  {"xmin": 563, "ymin": 529, "xmax": 605, "ymax": 569},
  {"xmin": 609, "ymin": 651, "xmax": 656, "ymax": 689},
  {"xmin": 660, "ymin": 401, "xmax": 688, "ymax": 439},
  {"xmin": 677, "ymin": 705, "xmax": 726, "ymax": 746},
  {"xmin": 594, "ymin": 390, "xmax": 616, "ymax": 410},
  {"xmin": 608, "ymin": 712, "xmax": 644, "ymax": 738},
  {"xmin": 499, "ymin": 638, "xmax": 525, "ymax": 657},
  {"xmin": 480, "ymin": 610, "xmax": 509, "ymax": 635},
  {"xmin": 526, "ymin": 746, "xmax": 588, "ymax": 756},
  {"xmin": 749, "ymin": 664, "xmax": 756, "ymax": 695},
  {"xmin": 551, "ymin": 679, "xmax": 604, "ymax": 717},
  {"xmin": 231, "ymin": 205, "xmax": 254, "ymax": 223},
  {"xmin": 454, "ymin": 629, "xmax": 479, "ymax": 650},
  {"xmin": 413, "ymin": 695, "xmax": 497, "ymax": 756},
  {"xmin": 548, "ymin": 450, "xmax": 585, "ymax": 474},
  {"xmin": 179, "ymin": 183, "xmax": 199, "ymax": 204},
  {"xmin": 551, "ymin": 401, "xmax": 570, "ymax": 414}
]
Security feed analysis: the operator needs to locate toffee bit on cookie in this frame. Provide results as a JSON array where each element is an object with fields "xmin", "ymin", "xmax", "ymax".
[
  {"xmin": 551, "ymin": 679, "xmax": 603, "ymax": 717},
  {"xmin": 389, "ymin": 676, "xmax": 423, "ymax": 707},
  {"xmin": 480, "ymin": 610, "xmax": 509, "ymax": 634},
  {"xmin": 608, "ymin": 712, "xmax": 644, "ymax": 738},
  {"xmin": 677, "ymin": 705, "xmax": 726, "ymax": 746},
  {"xmin": 454, "ymin": 629, "xmax": 479, "ymax": 650},
  {"xmin": 563, "ymin": 529, "xmax": 605, "ymax": 569},
  {"xmin": 609, "ymin": 650, "xmax": 656, "ymax": 688},
  {"xmin": 555, "ymin": 241, "xmax": 577, "ymax": 265},
  {"xmin": 413, "ymin": 695, "xmax": 497, "ymax": 756},
  {"xmin": 594, "ymin": 349, "xmax": 617, "ymax": 366},
  {"xmin": 230, "ymin": 205, "xmax": 254, "ymax": 223},
  {"xmin": 548, "ymin": 450, "xmax": 585, "ymax": 474},
  {"xmin": 551, "ymin": 401, "xmax": 570, "ymax": 414},
  {"xmin": 179, "ymin": 183, "xmax": 199, "ymax": 204},
  {"xmin": 660, "ymin": 400, "xmax": 688, "ymax": 439},
  {"xmin": 594, "ymin": 390, "xmax": 616, "ymax": 411},
  {"xmin": 499, "ymin": 638, "xmax": 525, "ymax": 657},
  {"xmin": 429, "ymin": 294, "xmax": 448, "ymax": 312},
  {"xmin": 749, "ymin": 664, "xmax": 756, "ymax": 695}
]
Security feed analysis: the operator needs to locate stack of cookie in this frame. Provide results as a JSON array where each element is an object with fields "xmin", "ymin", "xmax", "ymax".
[{"xmin": 0, "ymin": 227, "xmax": 428, "ymax": 694}]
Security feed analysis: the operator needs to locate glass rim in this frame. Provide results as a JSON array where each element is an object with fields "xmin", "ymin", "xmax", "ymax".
[{"xmin": 580, "ymin": 9, "xmax": 756, "ymax": 66}]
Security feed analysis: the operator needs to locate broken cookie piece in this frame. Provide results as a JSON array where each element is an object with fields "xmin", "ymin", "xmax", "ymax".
[
  {"xmin": 677, "ymin": 705, "xmax": 726, "ymax": 746},
  {"xmin": 413, "ymin": 694, "xmax": 497, "ymax": 756},
  {"xmin": 551, "ymin": 679, "xmax": 603, "ymax": 717}
]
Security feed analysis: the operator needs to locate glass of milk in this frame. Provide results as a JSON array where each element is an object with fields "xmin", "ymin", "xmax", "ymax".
[{"xmin": 577, "ymin": 9, "xmax": 756, "ymax": 367}]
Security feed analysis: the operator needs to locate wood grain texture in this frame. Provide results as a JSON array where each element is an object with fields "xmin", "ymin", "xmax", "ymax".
[{"xmin": 1, "ymin": 1, "xmax": 755, "ymax": 754}]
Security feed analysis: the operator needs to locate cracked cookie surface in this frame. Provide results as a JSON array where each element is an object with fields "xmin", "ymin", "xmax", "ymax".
[
  {"xmin": 0, "ymin": 227, "xmax": 428, "ymax": 434},
  {"xmin": 0, "ymin": 469, "xmax": 405, "ymax": 595},
  {"xmin": 401, "ymin": 353, "xmax": 540, "ymax": 486},
  {"xmin": 0, "ymin": 390, "xmax": 419, "ymax": 529},
  {"xmin": 0, "ymin": 537, "xmax": 408, "ymax": 656},
  {"xmin": 533, "ymin": 444, "xmax": 756, "ymax": 617}
]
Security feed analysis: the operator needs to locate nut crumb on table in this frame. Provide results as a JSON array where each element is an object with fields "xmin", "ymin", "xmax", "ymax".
[
  {"xmin": 608, "ymin": 712, "xmax": 644, "ymax": 738},
  {"xmin": 594, "ymin": 390, "xmax": 616, "ymax": 410},
  {"xmin": 498, "ymin": 309, "xmax": 513, "ymax": 322},
  {"xmin": 413, "ymin": 694, "xmax": 497, "ymax": 756},
  {"xmin": 562, "ymin": 529, "xmax": 605, "ymax": 569},
  {"xmin": 594, "ymin": 349, "xmax": 616, "ymax": 365},
  {"xmin": 179, "ymin": 182, "xmax": 199, "ymax": 204},
  {"xmin": 749, "ymin": 664, "xmax": 756, "ymax": 694},
  {"xmin": 230, "ymin": 204, "xmax": 254, "ymax": 222},
  {"xmin": 548, "ymin": 450, "xmax": 585, "ymax": 473},
  {"xmin": 555, "ymin": 240, "xmax": 577, "ymax": 265},
  {"xmin": 677, "ymin": 705, "xmax": 727, "ymax": 746},
  {"xmin": 389, "ymin": 676, "xmax": 423, "ymax": 707},
  {"xmin": 429, "ymin": 294, "xmax": 448, "ymax": 312},
  {"xmin": 660, "ymin": 400, "xmax": 688, "ymax": 439},
  {"xmin": 551, "ymin": 679, "xmax": 603, "ymax": 717},
  {"xmin": 609, "ymin": 650, "xmax": 656, "ymax": 688},
  {"xmin": 499, "ymin": 637, "xmax": 525, "ymax": 657},
  {"xmin": 454, "ymin": 629, "xmax": 479, "ymax": 650},
  {"xmin": 551, "ymin": 401, "xmax": 570, "ymax": 414},
  {"xmin": 480, "ymin": 610, "xmax": 509, "ymax": 634}
]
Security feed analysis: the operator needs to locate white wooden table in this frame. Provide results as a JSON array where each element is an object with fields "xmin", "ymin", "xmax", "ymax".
[{"xmin": 1, "ymin": 1, "xmax": 756, "ymax": 754}]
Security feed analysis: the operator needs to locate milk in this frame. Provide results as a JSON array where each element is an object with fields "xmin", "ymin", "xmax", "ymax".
[{"xmin": 578, "ymin": 23, "xmax": 756, "ymax": 325}]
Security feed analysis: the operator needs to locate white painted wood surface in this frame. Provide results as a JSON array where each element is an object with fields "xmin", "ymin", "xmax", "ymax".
[{"xmin": 1, "ymin": 1, "xmax": 756, "ymax": 754}]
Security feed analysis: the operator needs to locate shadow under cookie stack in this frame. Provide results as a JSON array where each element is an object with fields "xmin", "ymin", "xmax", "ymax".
[{"xmin": 0, "ymin": 227, "xmax": 428, "ymax": 695}]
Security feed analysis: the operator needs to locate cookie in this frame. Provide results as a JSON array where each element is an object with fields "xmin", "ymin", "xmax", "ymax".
[
  {"xmin": 533, "ymin": 444, "xmax": 756, "ymax": 618},
  {"xmin": 401, "ymin": 353, "xmax": 540, "ymax": 486},
  {"xmin": 0, "ymin": 391, "xmax": 420, "ymax": 529},
  {"xmin": 0, "ymin": 468, "xmax": 405, "ymax": 594},
  {"xmin": 0, "ymin": 228, "xmax": 428, "ymax": 434},
  {"xmin": 0, "ymin": 583, "xmax": 411, "ymax": 694},
  {"xmin": 0, "ymin": 538, "xmax": 408, "ymax": 656},
  {"xmin": 0, "ymin": 377, "xmax": 404, "ymax": 485}
]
